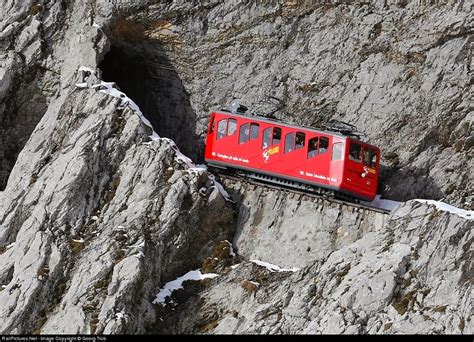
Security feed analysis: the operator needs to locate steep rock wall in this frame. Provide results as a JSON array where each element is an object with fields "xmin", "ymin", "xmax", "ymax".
[
  {"xmin": 227, "ymin": 178, "xmax": 387, "ymax": 268},
  {"xmin": 101, "ymin": 0, "xmax": 472, "ymax": 205},
  {"xmin": 0, "ymin": 0, "xmax": 472, "ymax": 335},
  {"xmin": 157, "ymin": 200, "xmax": 473, "ymax": 334}
]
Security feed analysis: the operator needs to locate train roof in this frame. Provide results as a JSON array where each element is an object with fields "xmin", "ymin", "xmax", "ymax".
[{"xmin": 212, "ymin": 110, "xmax": 379, "ymax": 149}]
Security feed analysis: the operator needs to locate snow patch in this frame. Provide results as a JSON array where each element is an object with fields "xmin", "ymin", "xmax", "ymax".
[
  {"xmin": 153, "ymin": 270, "xmax": 219, "ymax": 305},
  {"xmin": 115, "ymin": 311, "xmax": 126, "ymax": 321},
  {"xmin": 362, "ymin": 195, "xmax": 401, "ymax": 211},
  {"xmin": 161, "ymin": 138, "xmax": 195, "ymax": 168},
  {"xmin": 75, "ymin": 82, "xmax": 88, "ymax": 88},
  {"xmin": 129, "ymin": 241, "xmax": 145, "ymax": 259},
  {"xmin": 78, "ymin": 66, "xmax": 95, "ymax": 73},
  {"xmin": 230, "ymin": 264, "xmax": 240, "ymax": 269},
  {"xmin": 224, "ymin": 240, "xmax": 236, "ymax": 257},
  {"xmin": 188, "ymin": 166, "xmax": 207, "ymax": 176},
  {"xmin": 251, "ymin": 260, "xmax": 300, "ymax": 273},
  {"xmin": 415, "ymin": 199, "xmax": 473, "ymax": 221},
  {"xmin": 5, "ymin": 243, "xmax": 15, "ymax": 249}
]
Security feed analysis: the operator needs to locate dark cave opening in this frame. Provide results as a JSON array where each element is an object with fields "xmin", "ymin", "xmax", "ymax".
[{"xmin": 99, "ymin": 41, "xmax": 198, "ymax": 160}]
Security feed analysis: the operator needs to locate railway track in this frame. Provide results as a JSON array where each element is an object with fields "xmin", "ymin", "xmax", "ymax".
[{"xmin": 213, "ymin": 172, "xmax": 392, "ymax": 215}]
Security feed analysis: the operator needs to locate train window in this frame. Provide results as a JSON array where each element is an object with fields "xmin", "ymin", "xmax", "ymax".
[
  {"xmin": 285, "ymin": 132, "xmax": 305, "ymax": 154},
  {"xmin": 307, "ymin": 137, "xmax": 319, "ymax": 159},
  {"xmin": 217, "ymin": 119, "xmax": 227, "ymax": 140},
  {"xmin": 262, "ymin": 128, "xmax": 272, "ymax": 148},
  {"xmin": 331, "ymin": 143, "xmax": 343, "ymax": 160},
  {"xmin": 295, "ymin": 132, "xmax": 305, "ymax": 150},
  {"xmin": 228, "ymin": 119, "xmax": 237, "ymax": 136},
  {"xmin": 319, "ymin": 137, "xmax": 329, "ymax": 154},
  {"xmin": 285, "ymin": 132, "xmax": 296, "ymax": 153},
  {"xmin": 272, "ymin": 127, "xmax": 282, "ymax": 145},
  {"xmin": 349, "ymin": 142, "xmax": 362, "ymax": 162},
  {"xmin": 364, "ymin": 148, "xmax": 377, "ymax": 167},
  {"xmin": 250, "ymin": 123, "xmax": 259, "ymax": 140},
  {"xmin": 239, "ymin": 123, "xmax": 250, "ymax": 144}
]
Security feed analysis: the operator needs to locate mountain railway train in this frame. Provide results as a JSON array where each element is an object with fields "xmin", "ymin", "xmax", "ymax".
[{"xmin": 204, "ymin": 106, "xmax": 380, "ymax": 202}]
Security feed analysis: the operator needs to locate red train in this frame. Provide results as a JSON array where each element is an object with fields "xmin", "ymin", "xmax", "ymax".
[{"xmin": 204, "ymin": 109, "xmax": 380, "ymax": 201}]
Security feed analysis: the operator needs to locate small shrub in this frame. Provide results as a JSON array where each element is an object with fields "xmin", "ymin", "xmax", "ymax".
[
  {"xmin": 29, "ymin": 4, "xmax": 42, "ymax": 16},
  {"xmin": 433, "ymin": 305, "xmax": 448, "ymax": 313},
  {"xmin": 241, "ymin": 280, "xmax": 258, "ymax": 293},
  {"xmin": 392, "ymin": 291, "xmax": 416, "ymax": 315},
  {"xmin": 30, "ymin": 174, "xmax": 38, "ymax": 185}
]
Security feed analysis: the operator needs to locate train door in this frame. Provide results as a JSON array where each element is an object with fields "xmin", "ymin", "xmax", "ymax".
[
  {"xmin": 345, "ymin": 139, "xmax": 378, "ymax": 199},
  {"xmin": 304, "ymin": 135, "xmax": 331, "ymax": 185},
  {"xmin": 260, "ymin": 126, "xmax": 282, "ymax": 169},
  {"xmin": 328, "ymin": 138, "xmax": 345, "ymax": 187},
  {"xmin": 237, "ymin": 121, "xmax": 262, "ymax": 166},
  {"xmin": 282, "ymin": 131, "xmax": 307, "ymax": 177},
  {"xmin": 361, "ymin": 145, "xmax": 379, "ymax": 195}
]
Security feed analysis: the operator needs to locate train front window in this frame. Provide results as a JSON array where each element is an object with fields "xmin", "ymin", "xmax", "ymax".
[
  {"xmin": 364, "ymin": 148, "xmax": 377, "ymax": 168},
  {"xmin": 228, "ymin": 119, "xmax": 237, "ymax": 136},
  {"xmin": 272, "ymin": 128, "xmax": 282, "ymax": 145},
  {"xmin": 349, "ymin": 142, "xmax": 362, "ymax": 162},
  {"xmin": 307, "ymin": 137, "xmax": 319, "ymax": 159},
  {"xmin": 319, "ymin": 137, "xmax": 329, "ymax": 154},
  {"xmin": 331, "ymin": 142, "xmax": 343, "ymax": 160},
  {"xmin": 250, "ymin": 123, "xmax": 259, "ymax": 140},
  {"xmin": 239, "ymin": 123, "xmax": 250, "ymax": 144},
  {"xmin": 285, "ymin": 133, "xmax": 295, "ymax": 153},
  {"xmin": 217, "ymin": 119, "xmax": 227, "ymax": 139}
]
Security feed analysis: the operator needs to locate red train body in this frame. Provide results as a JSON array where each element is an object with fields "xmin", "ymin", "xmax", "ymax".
[{"xmin": 204, "ymin": 110, "xmax": 380, "ymax": 201}]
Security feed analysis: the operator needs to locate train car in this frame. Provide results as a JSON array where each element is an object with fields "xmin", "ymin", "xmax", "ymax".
[{"xmin": 204, "ymin": 109, "xmax": 380, "ymax": 202}]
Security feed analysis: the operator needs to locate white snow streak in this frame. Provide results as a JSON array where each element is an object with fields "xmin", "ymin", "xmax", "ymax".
[
  {"xmin": 225, "ymin": 240, "xmax": 236, "ymax": 257},
  {"xmin": 415, "ymin": 199, "xmax": 473, "ymax": 220},
  {"xmin": 76, "ymin": 66, "xmax": 232, "ymax": 203},
  {"xmin": 251, "ymin": 260, "xmax": 300, "ymax": 273},
  {"xmin": 78, "ymin": 66, "xmax": 95, "ymax": 73},
  {"xmin": 92, "ymin": 81, "xmax": 160, "ymax": 141},
  {"xmin": 153, "ymin": 270, "xmax": 219, "ymax": 305},
  {"xmin": 115, "ymin": 311, "xmax": 126, "ymax": 321}
]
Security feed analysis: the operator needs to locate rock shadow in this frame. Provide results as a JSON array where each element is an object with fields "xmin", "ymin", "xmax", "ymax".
[{"xmin": 99, "ymin": 28, "xmax": 198, "ymax": 160}]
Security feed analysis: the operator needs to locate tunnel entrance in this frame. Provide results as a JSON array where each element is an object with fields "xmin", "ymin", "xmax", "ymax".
[{"xmin": 99, "ymin": 36, "xmax": 198, "ymax": 160}]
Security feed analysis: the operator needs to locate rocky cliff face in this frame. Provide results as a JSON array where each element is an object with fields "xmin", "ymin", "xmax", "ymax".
[
  {"xmin": 0, "ymin": 0, "xmax": 472, "ymax": 335},
  {"xmin": 158, "ymin": 200, "xmax": 473, "ymax": 334}
]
